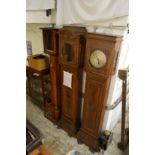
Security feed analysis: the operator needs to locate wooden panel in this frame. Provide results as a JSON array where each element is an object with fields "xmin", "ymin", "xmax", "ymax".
[
  {"xmin": 82, "ymin": 78, "xmax": 104, "ymax": 134},
  {"xmin": 76, "ymin": 74, "xmax": 111, "ymax": 151},
  {"xmin": 59, "ymin": 66, "xmax": 82, "ymax": 134},
  {"xmin": 81, "ymin": 74, "xmax": 109, "ymax": 134},
  {"xmin": 62, "ymin": 86, "xmax": 72, "ymax": 118}
]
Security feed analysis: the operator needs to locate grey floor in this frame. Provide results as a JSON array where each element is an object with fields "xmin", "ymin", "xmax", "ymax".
[{"xmin": 26, "ymin": 96, "xmax": 128, "ymax": 155}]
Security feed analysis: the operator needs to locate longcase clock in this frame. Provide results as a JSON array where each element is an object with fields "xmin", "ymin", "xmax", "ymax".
[
  {"xmin": 58, "ymin": 26, "xmax": 86, "ymax": 135},
  {"xmin": 41, "ymin": 28, "xmax": 61, "ymax": 122},
  {"xmin": 76, "ymin": 33, "xmax": 122, "ymax": 151}
]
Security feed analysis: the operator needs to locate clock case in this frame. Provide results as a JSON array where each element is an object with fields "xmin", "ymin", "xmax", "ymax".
[
  {"xmin": 58, "ymin": 26, "xmax": 86, "ymax": 135},
  {"xmin": 41, "ymin": 28, "xmax": 61, "ymax": 123},
  {"xmin": 76, "ymin": 33, "xmax": 122, "ymax": 151}
]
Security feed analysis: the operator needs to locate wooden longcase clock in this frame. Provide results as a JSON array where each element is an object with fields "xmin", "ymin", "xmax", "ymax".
[
  {"xmin": 41, "ymin": 28, "xmax": 61, "ymax": 122},
  {"xmin": 77, "ymin": 33, "xmax": 122, "ymax": 151},
  {"xmin": 58, "ymin": 26, "xmax": 86, "ymax": 135}
]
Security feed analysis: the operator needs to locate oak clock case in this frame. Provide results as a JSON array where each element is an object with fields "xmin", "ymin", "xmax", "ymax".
[
  {"xmin": 76, "ymin": 33, "xmax": 122, "ymax": 151},
  {"xmin": 41, "ymin": 28, "xmax": 61, "ymax": 122},
  {"xmin": 58, "ymin": 26, "xmax": 86, "ymax": 135}
]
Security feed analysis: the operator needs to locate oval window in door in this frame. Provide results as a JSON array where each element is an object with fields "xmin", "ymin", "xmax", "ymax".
[{"xmin": 62, "ymin": 43, "xmax": 74, "ymax": 62}]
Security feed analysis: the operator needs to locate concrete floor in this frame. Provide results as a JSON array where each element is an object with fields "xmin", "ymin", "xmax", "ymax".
[{"xmin": 26, "ymin": 96, "xmax": 128, "ymax": 155}]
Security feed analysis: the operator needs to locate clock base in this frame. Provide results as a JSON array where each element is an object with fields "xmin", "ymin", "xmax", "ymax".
[
  {"xmin": 58, "ymin": 116, "xmax": 80, "ymax": 136},
  {"xmin": 76, "ymin": 129, "xmax": 100, "ymax": 152}
]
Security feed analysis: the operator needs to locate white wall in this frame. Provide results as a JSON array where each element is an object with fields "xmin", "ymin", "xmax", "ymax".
[
  {"xmin": 26, "ymin": 10, "xmax": 56, "ymax": 24},
  {"xmin": 26, "ymin": 0, "xmax": 56, "ymax": 54},
  {"xmin": 26, "ymin": 0, "xmax": 56, "ymax": 24},
  {"xmin": 102, "ymin": 30, "xmax": 129, "ymax": 130},
  {"xmin": 27, "ymin": 0, "xmax": 55, "ymax": 10},
  {"xmin": 26, "ymin": 23, "xmax": 50, "ymax": 54}
]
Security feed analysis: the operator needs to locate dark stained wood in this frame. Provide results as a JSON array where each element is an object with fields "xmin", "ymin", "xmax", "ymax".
[
  {"xmin": 58, "ymin": 26, "xmax": 86, "ymax": 136},
  {"xmin": 76, "ymin": 33, "xmax": 122, "ymax": 151}
]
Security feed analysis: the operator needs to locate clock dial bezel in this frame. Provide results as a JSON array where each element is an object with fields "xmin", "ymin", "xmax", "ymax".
[{"xmin": 89, "ymin": 49, "xmax": 107, "ymax": 69}]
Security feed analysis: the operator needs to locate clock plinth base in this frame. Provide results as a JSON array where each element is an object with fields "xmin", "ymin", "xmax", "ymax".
[
  {"xmin": 76, "ymin": 129, "xmax": 100, "ymax": 152},
  {"xmin": 58, "ymin": 116, "xmax": 79, "ymax": 136}
]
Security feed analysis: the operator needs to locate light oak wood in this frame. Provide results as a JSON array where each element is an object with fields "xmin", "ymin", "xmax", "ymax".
[{"xmin": 29, "ymin": 145, "xmax": 53, "ymax": 155}]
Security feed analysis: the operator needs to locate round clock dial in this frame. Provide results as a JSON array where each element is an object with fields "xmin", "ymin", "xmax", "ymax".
[{"xmin": 89, "ymin": 50, "xmax": 107, "ymax": 69}]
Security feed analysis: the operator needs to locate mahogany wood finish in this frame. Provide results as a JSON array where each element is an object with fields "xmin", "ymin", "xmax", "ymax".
[
  {"xmin": 41, "ymin": 28, "xmax": 61, "ymax": 122},
  {"xmin": 58, "ymin": 26, "xmax": 86, "ymax": 135},
  {"xmin": 77, "ymin": 33, "xmax": 122, "ymax": 151}
]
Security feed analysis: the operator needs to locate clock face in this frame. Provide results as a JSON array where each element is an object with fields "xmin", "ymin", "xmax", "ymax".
[{"xmin": 89, "ymin": 50, "xmax": 107, "ymax": 69}]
